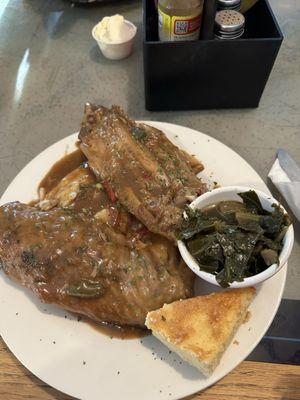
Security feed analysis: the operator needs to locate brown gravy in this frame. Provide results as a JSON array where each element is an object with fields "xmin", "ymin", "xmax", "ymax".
[
  {"xmin": 31, "ymin": 149, "xmax": 151, "ymax": 340},
  {"xmin": 82, "ymin": 318, "xmax": 150, "ymax": 340},
  {"xmin": 38, "ymin": 148, "xmax": 86, "ymax": 194}
]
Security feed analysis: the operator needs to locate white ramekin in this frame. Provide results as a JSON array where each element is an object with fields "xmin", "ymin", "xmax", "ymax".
[
  {"xmin": 92, "ymin": 20, "xmax": 137, "ymax": 60},
  {"xmin": 178, "ymin": 186, "xmax": 294, "ymax": 288}
]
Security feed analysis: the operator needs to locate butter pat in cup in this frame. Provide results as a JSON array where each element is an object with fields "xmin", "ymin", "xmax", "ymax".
[{"xmin": 92, "ymin": 15, "xmax": 137, "ymax": 60}]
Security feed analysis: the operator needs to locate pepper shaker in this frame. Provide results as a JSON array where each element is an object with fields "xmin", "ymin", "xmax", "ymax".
[{"xmin": 217, "ymin": 0, "xmax": 241, "ymax": 11}]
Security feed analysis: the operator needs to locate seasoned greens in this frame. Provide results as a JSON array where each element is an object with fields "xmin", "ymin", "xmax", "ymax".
[{"xmin": 177, "ymin": 191, "xmax": 291, "ymax": 287}]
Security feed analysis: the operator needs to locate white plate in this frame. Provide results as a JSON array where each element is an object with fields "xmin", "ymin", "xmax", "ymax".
[{"xmin": 0, "ymin": 122, "xmax": 286, "ymax": 400}]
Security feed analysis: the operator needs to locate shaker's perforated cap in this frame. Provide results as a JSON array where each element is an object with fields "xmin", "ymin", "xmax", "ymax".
[{"xmin": 215, "ymin": 10, "xmax": 245, "ymax": 39}]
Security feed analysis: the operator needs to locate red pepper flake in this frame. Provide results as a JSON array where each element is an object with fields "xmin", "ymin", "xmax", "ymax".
[
  {"xmin": 102, "ymin": 181, "xmax": 117, "ymax": 203},
  {"xmin": 136, "ymin": 227, "xmax": 150, "ymax": 240},
  {"xmin": 142, "ymin": 171, "xmax": 152, "ymax": 179}
]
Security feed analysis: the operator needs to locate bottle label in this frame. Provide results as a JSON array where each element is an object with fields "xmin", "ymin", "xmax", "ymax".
[{"xmin": 158, "ymin": 6, "xmax": 201, "ymax": 41}]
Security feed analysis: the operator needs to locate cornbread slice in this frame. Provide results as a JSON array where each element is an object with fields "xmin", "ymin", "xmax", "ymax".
[{"xmin": 145, "ymin": 287, "xmax": 255, "ymax": 376}]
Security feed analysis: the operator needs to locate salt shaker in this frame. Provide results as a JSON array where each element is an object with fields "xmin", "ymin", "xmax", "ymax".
[{"xmin": 215, "ymin": 10, "xmax": 245, "ymax": 39}]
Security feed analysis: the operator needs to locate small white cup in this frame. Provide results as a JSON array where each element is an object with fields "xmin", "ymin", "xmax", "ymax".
[
  {"xmin": 92, "ymin": 20, "xmax": 137, "ymax": 60},
  {"xmin": 178, "ymin": 186, "xmax": 294, "ymax": 288}
]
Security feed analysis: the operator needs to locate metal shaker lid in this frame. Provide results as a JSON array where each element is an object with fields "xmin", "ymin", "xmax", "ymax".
[
  {"xmin": 217, "ymin": 0, "xmax": 241, "ymax": 10},
  {"xmin": 215, "ymin": 10, "xmax": 245, "ymax": 32}
]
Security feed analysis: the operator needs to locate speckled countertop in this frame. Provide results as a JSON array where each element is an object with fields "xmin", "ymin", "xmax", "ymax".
[{"xmin": 0, "ymin": 0, "xmax": 299, "ymax": 298}]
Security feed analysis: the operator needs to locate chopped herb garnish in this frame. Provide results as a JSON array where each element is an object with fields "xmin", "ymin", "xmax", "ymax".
[
  {"xmin": 75, "ymin": 245, "xmax": 88, "ymax": 255},
  {"xmin": 29, "ymin": 243, "xmax": 43, "ymax": 251},
  {"xmin": 179, "ymin": 177, "xmax": 188, "ymax": 185},
  {"xmin": 21, "ymin": 250, "xmax": 38, "ymax": 267},
  {"xmin": 131, "ymin": 126, "xmax": 147, "ymax": 141},
  {"xmin": 64, "ymin": 280, "xmax": 105, "ymax": 298}
]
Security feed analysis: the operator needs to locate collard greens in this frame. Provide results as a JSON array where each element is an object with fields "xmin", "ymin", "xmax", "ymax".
[{"xmin": 177, "ymin": 191, "xmax": 291, "ymax": 287}]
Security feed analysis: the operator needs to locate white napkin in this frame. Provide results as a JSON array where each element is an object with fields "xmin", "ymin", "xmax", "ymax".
[{"xmin": 268, "ymin": 149, "xmax": 300, "ymax": 221}]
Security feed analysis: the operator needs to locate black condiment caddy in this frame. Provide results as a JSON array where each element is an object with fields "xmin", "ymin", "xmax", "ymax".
[{"xmin": 143, "ymin": 0, "xmax": 283, "ymax": 111}]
